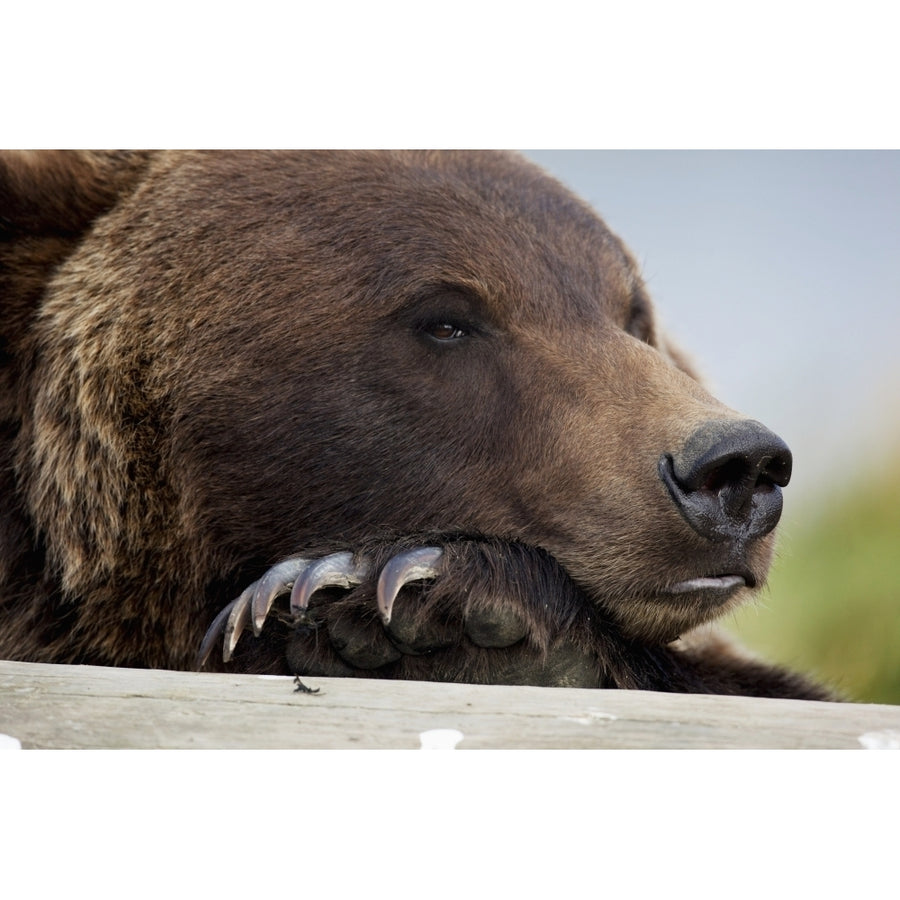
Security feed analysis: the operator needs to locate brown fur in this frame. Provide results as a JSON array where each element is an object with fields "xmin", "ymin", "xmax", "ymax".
[{"xmin": 0, "ymin": 150, "xmax": 831, "ymax": 698}]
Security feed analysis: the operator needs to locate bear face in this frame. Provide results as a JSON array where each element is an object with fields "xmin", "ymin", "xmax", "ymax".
[{"xmin": 0, "ymin": 150, "xmax": 825, "ymax": 697}]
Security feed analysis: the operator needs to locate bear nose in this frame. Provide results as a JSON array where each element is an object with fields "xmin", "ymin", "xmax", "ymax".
[{"xmin": 658, "ymin": 419, "xmax": 793, "ymax": 542}]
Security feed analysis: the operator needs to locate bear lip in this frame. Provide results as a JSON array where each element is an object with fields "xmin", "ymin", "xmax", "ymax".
[{"xmin": 665, "ymin": 574, "xmax": 749, "ymax": 595}]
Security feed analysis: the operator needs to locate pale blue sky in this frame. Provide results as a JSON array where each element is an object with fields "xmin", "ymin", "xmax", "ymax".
[{"xmin": 523, "ymin": 151, "xmax": 900, "ymax": 509}]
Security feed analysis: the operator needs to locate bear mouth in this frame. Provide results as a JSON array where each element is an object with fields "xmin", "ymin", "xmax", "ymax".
[
  {"xmin": 604, "ymin": 570, "xmax": 758, "ymax": 645},
  {"xmin": 664, "ymin": 573, "xmax": 753, "ymax": 596}
]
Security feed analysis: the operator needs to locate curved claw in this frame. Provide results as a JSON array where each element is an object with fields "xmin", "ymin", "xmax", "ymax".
[
  {"xmin": 251, "ymin": 558, "xmax": 311, "ymax": 635},
  {"xmin": 197, "ymin": 600, "xmax": 237, "ymax": 668},
  {"xmin": 376, "ymin": 547, "xmax": 444, "ymax": 625},
  {"xmin": 223, "ymin": 584, "xmax": 255, "ymax": 662},
  {"xmin": 289, "ymin": 551, "xmax": 371, "ymax": 616}
]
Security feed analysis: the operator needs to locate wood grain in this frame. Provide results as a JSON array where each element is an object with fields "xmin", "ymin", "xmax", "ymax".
[{"xmin": 2, "ymin": 659, "xmax": 899, "ymax": 749}]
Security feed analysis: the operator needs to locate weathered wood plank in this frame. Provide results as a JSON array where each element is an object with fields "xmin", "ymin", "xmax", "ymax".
[{"xmin": 1, "ymin": 658, "xmax": 899, "ymax": 749}]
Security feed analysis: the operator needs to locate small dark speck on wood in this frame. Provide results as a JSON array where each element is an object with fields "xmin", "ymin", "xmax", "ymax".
[{"xmin": 293, "ymin": 676, "xmax": 320, "ymax": 695}]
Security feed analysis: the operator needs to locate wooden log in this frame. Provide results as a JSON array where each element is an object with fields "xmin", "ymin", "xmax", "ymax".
[{"xmin": 1, "ymin": 658, "xmax": 899, "ymax": 749}]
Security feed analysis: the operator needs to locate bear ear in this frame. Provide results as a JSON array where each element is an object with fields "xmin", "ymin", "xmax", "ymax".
[{"xmin": 0, "ymin": 149, "xmax": 151, "ymax": 234}]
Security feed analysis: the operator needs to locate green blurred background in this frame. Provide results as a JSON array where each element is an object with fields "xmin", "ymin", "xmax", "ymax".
[
  {"xmin": 728, "ymin": 445, "xmax": 900, "ymax": 704},
  {"xmin": 525, "ymin": 152, "xmax": 900, "ymax": 705}
]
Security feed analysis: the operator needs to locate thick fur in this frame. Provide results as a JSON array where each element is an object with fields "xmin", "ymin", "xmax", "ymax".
[{"xmin": 0, "ymin": 150, "xmax": 830, "ymax": 699}]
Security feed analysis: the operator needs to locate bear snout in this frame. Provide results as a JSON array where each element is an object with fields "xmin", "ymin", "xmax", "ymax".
[{"xmin": 658, "ymin": 419, "xmax": 793, "ymax": 544}]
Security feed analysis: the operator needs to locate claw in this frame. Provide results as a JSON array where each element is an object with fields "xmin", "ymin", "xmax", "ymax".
[
  {"xmin": 251, "ymin": 558, "xmax": 311, "ymax": 635},
  {"xmin": 289, "ymin": 551, "xmax": 371, "ymax": 616},
  {"xmin": 199, "ymin": 546, "xmax": 444, "ymax": 667},
  {"xmin": 197, "ymin": 600, "xmax": 236, "ymax": 668},
  {"xmin": 376, "ymin": 547, "xmax": 444, "ymax": 625},
  {"xmin": 223, "ymin": 583, "xmax": 255, "ymax": 662}
]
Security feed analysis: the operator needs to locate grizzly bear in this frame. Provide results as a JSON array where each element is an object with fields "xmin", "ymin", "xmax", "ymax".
[{"xmin": 0, "ymin": 149, "xmax": 830, "ymax": 699}]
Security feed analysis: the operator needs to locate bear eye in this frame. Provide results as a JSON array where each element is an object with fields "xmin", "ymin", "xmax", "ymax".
[{"xmin": 422, "ymin": 321, "xmax": 468, "ymax": 343}]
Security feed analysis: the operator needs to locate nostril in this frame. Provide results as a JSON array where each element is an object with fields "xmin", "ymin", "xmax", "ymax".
[
  {"xmin": 698, "ymin": 456, "xmax": 753, "ymax": 494},
  {"xmin": 676, "ymin": 425, "xmax": 792, "ymax": 491},
  {"xmin": 660, "ymin": 419, "xmax": 793, "ymax": 542},
  {"xmin": 694, "ymin": 447, "xmax": 791, "ymax": 517}
]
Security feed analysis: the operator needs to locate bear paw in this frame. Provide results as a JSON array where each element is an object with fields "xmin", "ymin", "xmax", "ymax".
[
  {"xmin": 198, "ymin": 547, "xmax": 448, "ymax": 665},
  {"xmin": 198, "ymin": 539, "xmax": 601, "ymax": 688}
]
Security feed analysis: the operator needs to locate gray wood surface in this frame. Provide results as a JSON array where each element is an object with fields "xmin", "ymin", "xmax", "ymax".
[{"xmin": 2, "ymin": 658, "xmax": 899, "ymax": 749}]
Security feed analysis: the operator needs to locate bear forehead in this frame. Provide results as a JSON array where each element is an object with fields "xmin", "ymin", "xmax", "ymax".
[{"xmin": 128, "ymin": 150, "xmax": 644, "ymax": 329}]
